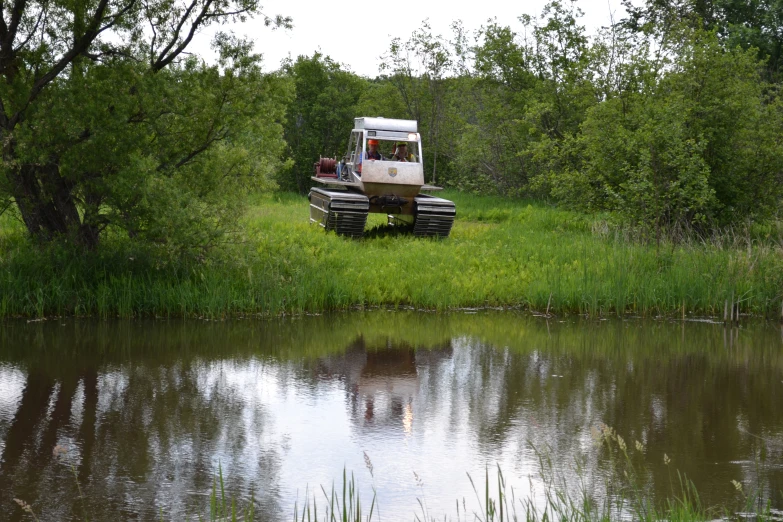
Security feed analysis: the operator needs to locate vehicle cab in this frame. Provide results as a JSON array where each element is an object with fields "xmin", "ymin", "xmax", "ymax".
[{"xmin": 344, "ymin": 117, "xmax": 424, "ymax": 199}]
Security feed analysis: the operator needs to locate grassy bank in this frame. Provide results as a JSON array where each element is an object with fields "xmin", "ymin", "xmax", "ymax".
[{"xmin": 1, "ymin": 191, "xmax": 782, "ymax": 318}]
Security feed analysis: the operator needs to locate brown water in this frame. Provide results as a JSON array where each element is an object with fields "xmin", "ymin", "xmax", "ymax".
[{"xmin": 0, "ymin": 312, "xmax": 781, "ymax": 520}]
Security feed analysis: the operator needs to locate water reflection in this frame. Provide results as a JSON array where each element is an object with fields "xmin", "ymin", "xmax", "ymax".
[
  {"xmin": 0, "ymin": 359, "xmax": 282, "ymax": 520},
  {"xmin": 315, "ymin": 337, "xmax": 452, "ymax": 435},
  {"xmin": 0, "ymin": 314, "xmax": 781, "ymax": 520}
]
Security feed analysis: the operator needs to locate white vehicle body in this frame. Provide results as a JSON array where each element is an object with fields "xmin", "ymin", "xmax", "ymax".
[
  {"xmin": 309, "ymin": 117, "xmax": 455, "ymax": 238},
  {"xmin": 346, "ymin": 117, "xmax": 425, "ymax": 203}
]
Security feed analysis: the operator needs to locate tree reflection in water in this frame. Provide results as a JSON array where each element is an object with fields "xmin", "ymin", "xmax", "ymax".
[{"xmin": 0, "ymin": 322, "xmax": 283, "ymax": 521}]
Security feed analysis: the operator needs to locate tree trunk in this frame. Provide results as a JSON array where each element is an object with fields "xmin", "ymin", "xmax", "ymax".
[
  {"xmin": 78, "ymin": 191, "xmax": 104, "ymax": 250},
  {"xmin": 77, "ymin": 222, "xmax": 101, "ymax": 250},
  {"xmin": 6, "ymin": 162, "xmax": 97, "ymax": 248}
]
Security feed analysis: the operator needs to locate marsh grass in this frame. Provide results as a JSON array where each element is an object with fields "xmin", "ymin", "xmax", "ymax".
[
  {"xmin": 292, "ymin": 469, "xmax": 376, "ymax": 522},
  {"xmin": 13, "ymin": 456, "xmax": 256, "ymax": 522},
  {"xmin": 205, "ymin": 464, "xmax": 255, "ymax": 522},
  {"xmin": 1, "ymin": 191, "xmax": 782, "ymax": 319}
]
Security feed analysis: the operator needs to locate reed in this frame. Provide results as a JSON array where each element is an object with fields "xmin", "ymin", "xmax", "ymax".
[
  {"xmin": 1, "ymin": 192, "xmax": 782, "ymax": 319},
  {"xmin": 207, "ymin": 464, "xmax": 255, "ymax": 522},
  {"xmin": 292, "ymin": 469, "xmax": 376, "ymax": 522}
]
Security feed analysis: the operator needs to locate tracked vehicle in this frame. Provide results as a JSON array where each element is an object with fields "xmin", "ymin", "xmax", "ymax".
[{"xmin": 309, "ymin": 117, "xmax": 455, "ymax": 238}]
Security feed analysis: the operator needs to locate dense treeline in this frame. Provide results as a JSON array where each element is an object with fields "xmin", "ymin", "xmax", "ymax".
[{"xmin": 282, "ymin": 0, "xmax": 783, "ymax": 238}]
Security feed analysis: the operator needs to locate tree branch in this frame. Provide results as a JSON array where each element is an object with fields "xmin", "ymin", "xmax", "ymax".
[
  {"xmin": 0, "ymin": 197, "xmax": 12, "ymax": 217},
  {"xmin": 2, "ymin": 0, "xmax": 27, "ymax": 51},
  {"xmin": 152, "ymin": 0, "xmax": 202, "ymax": 70},
  {"xmin": 173, "ymin": 130, "xmax": 226, "ymax": 169},
  {"xmin": 13, "ymin": 4, "xmax": 45, "ymax": 53},
  {"xmin": 8, "ymin": 0, "xmax": 137, "ymax": 128},
  {"xmin": 0, "ymin": 95, "xmax": 8, "ymax": 128},
  {"xmin": 152, "ymin": 0, "xmax": 256, "ymax": 71},
  {"xmin": 143, "ymin": 0, "xmax": 158, "ymax": 64},
  {"xmin": 0, "ymin": 1, "xmax": 8, "ymax": 44}
]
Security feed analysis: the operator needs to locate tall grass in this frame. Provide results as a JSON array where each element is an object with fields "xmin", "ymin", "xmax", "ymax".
[
  {"xmin": 1, "ymin": 191, "xmax": 782, "ymax": 319},
  {"xmin": 207, "ymin": 464, "xmax": 255, "ymax": 522},
  {"xmin": 292, "ymin": 469, "xmax": 376, "ymax": 522}
]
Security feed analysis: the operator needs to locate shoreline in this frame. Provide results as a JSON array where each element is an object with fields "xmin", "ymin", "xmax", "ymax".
[{"xmin": 3, "ymin": 304, "xmax": 778, "ymax": 325}]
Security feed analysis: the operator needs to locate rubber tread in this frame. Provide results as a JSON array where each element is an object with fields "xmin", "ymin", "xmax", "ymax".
[
  {"xmin": 309, "ymin": 188, "xmax": 369, "ymax": 238},
  {"xmin": 388, "ymin": 195, "xmax": 456, "ymax": 238}
]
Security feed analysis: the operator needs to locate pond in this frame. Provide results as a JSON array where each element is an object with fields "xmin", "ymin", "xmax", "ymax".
[{"xmin": 0, "ymin": 311, "xmax": 782, "ymax": 520}]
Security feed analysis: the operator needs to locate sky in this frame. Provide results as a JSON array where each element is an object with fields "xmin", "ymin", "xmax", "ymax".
[{"xmin": 193, "ymin": 0, "xmax": 629, "ymax": 77}]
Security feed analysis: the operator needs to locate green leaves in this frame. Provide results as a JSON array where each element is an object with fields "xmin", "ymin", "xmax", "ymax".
[
  {"xmin": 0, "ymin": 0, "xmax": 292, "ymax": 252},
  {"xmin": 279, "ymin": 54, "xmax": 366, "ymax": 193},
  {"xmin": 565, "ymin": 30, "xmax": 783, "ymax": 235}
]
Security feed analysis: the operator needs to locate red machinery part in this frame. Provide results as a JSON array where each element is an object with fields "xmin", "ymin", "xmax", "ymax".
[{"xmin": 314, "ymin": 157, "xmax": 338, "ymax": 178}]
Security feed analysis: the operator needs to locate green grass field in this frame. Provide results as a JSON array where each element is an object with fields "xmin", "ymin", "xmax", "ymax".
[{"xmin": 1, "ymin": 191, "xmax": 782, "ymax": 318}]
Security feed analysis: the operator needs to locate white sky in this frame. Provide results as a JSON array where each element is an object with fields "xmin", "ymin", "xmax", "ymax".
[{"xmin": 194, "ymin": 0, "xmax": 629, "ymax": 77}]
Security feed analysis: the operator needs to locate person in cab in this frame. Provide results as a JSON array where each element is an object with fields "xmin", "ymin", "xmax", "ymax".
[
  {"xmin": 357, "ymin": 139, "xmax": 382, "ymax": 174},
  {"xmin": 366, "ymin": 139, "xmax": 383, "ymax": 160},
  {"xmin": 391, "ymin": 142, "xmax": 416, "ymax": 162}
]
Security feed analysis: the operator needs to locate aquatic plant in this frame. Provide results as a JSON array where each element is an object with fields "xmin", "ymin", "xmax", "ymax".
[
  {"xmin": 207, "ymin": 464, "xmax": 255, "ymax": 522},
  {"xmin": 292, "ymin": 469, "xmax": 376, "ymax": 522}
]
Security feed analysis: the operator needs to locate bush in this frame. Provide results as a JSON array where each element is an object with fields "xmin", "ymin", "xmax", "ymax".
[{"xmin": 548, "ymin": 31, "xmax": 783, "ymax": 237}]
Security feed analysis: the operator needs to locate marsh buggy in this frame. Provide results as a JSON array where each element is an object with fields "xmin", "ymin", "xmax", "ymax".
[{"xmin": 309, "ymin": 117, "xmax": 455, "ymax": 239}]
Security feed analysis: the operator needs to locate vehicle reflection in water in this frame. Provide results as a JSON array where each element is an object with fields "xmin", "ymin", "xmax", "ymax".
[
  {"xmin": 0, "ymin": 313, "xmax": 781, "ymax": 520},
  {"xmin": 316, "ymin": 336, "xmax": 452, "ymax": 436}
]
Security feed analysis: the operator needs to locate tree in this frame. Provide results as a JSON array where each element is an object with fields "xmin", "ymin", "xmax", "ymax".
[
  {"xmin": 279, "ymin": 53, "xmax": 366, "ymax": 193},
  {"xmin": 450, "ymin": 22, "xmax": 533, "ymax": 194},
  {"xmin": 451, "ymin": 2, "xmax": 598, "ymax": 196},
  {"xmin": 0, "ymin": 0, "xmax": 291, "ymax": 251},
  {"xmin": 622, "ymin": 0, "xmax": 783, "ymax": 79},
  {"xmin": 552, "ymin": 31, "xmax": 783, "ymax": 237},
  {"xmin": 355, "ymin": 78, "xmax": 408, "ymax": 121},
  {"xmin": 383, "ymin": 20, "xmax": 452, "ymax": 184}
]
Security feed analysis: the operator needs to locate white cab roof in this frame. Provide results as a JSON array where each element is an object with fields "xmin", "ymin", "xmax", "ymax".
[{"xmin": 354, "ymin": 117, "xmax": 417, "ymax": 133}]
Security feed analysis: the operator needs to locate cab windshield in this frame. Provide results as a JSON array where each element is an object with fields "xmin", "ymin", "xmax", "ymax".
[{"xmin": 358, "ymin": 136, "xmax": 420, "ymax": 164}]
